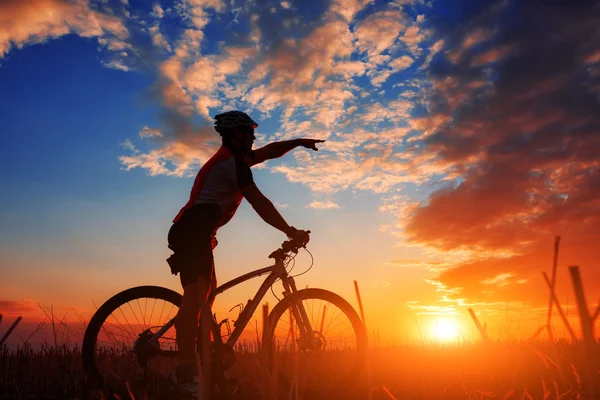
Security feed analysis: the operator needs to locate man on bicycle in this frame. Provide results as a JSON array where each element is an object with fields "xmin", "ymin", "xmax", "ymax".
[{"xmin": 167, "ymin": 110, "xmax": 322, "ymax": 397}]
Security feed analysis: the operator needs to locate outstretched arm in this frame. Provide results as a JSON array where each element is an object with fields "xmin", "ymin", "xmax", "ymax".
[{"xmin": 248, "ymin": 138, "xmax": 325, "ymax": 166}]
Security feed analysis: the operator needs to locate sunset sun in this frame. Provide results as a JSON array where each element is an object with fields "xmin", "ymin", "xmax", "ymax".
[{"xmin": 431, "ymin": 318, "xmax": 460, "ymax": 342}]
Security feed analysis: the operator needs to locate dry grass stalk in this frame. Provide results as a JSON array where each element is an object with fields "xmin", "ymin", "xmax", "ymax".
[
  {"xmin": 382, "ymin": 384, "xmax": 398, "ymax": 400},
  {"xmin": 259, "ymin": 302, "xmax": 277, "ymax": 400},
  {"xmin": 354, "ymin": 280, "xmax": 372, "ymax": 400},
  {"xmin": 568, "ymin": 266, "xmax": 597, "ymax": 399},
  {"xmin": 467, "ymin": 308, "xmax": 490, "ymax": 343},
  {"xmin": 0, "ymin": 316, "xmax": 22, "ymax": 346},
  {"xmin": 546, "ymin": 236, "xmax": 561, "ymax": 330},
  {"xmin": 542, "ymin": 272, "xmax": 577, "ymax": 341},
  {"xmin": 528, "ymin": 325, "xmax": 545, "ymax": 341},
  {"xmin": 568, "ymin": 266, "xmax": 594, "ymax": 342}
]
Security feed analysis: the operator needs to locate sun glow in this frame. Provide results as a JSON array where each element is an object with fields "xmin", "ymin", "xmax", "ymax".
[{"xmin": 431, "ymin": 318, "xmax": 460, "ymax": 342}]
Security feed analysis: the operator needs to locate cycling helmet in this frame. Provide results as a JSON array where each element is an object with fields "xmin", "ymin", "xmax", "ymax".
[{"xmin": 214, "ymin": 110, "xmax": 258, "ymax": 136}]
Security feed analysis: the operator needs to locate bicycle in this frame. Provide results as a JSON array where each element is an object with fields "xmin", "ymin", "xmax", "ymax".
[{"xmin": 82, "ymin": 236, "xmax": 367, "ymax": 399}]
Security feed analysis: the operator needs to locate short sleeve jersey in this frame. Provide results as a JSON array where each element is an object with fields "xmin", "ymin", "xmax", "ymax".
[{"xmin": 173, "ymin": 146, "xmax": 255, "ymax": 229}]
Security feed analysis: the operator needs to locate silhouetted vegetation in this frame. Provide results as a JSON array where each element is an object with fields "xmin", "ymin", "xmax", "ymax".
[{"xmin": 2, "ymin": 338, "xmax": 600, "ymax": 399}]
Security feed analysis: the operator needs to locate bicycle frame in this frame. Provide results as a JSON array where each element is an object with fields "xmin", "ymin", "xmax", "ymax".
[{"xmin": 149, "ymin": 258, "xmax": 315, "ymax": 353}]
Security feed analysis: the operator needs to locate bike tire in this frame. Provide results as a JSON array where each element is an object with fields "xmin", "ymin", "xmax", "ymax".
[
  {"xmin": 261, "ymin": 288, "xmax": 367, "ymax": 396},
  {"xmin": 81, "ymin": 285, "xmax": 182, "ymax": 395}
]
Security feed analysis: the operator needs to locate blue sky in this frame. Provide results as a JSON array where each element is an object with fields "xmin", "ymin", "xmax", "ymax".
[{"xmin": 1, "ymin": 0, "xmax": 599, "ymax": 344}]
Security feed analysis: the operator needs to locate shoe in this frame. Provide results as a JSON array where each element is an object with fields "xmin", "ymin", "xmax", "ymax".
[{"xmin": 170, "ymin": 369, "xmax": 200, "ymax": 398}]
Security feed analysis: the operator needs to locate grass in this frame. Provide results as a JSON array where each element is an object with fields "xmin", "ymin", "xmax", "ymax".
[
  {"xmin": 2, "ymin": 250, "xmax": 598, "ymax": 399},
  {"xmin": 1, "ymin": 338, "xmax": 599, "ymax": 399}
]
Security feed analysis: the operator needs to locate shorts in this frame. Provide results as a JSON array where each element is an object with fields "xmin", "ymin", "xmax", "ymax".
[{"xmin": 167, "ymin": 203, "xmax": 221, "ymax": 288}]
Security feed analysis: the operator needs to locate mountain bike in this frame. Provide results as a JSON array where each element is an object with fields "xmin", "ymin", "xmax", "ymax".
[{"xmin": 81, "ymin": 236, "xmax": 367, "ymax": 399}]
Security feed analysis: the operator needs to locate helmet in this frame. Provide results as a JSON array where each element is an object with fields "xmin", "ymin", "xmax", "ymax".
[{"xmin": 214, "ymin": 110, "xmax": 258, "ymax": 136}]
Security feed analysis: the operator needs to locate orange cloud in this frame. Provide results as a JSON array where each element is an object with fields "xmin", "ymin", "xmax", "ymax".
[
  {"xmin": 306, "ymin": 200, "xmax": 340, "ymax": 210},
  {"xmin": 398, "ymin": 3, "xmax": 600, "ymax": 308},
  {"xmin": 0, "ymin": 299, "xmax": 37, "ymax": 317},
  {"xmin": 119, "ymin": 124, "xmax": 219, "ymax": 177},
  {"xmin": 462, "ymin": 28, "xmax": 493, "ymax": 50},
  {"xmin": 355, "ymin": 10, "xmax": 405, "ymax": 56},
  {"xmin": 585, "ymin": 50, "xmax": 600, "ymax": 64},
  {"xmin": 471, "ymin": 45, "xmax": 512, "ymax": 66},
  {"xmin": 179, "ymin": 0, "xmax": 225, "ymax": 29},
  {"xmin": 330, "ymin": 0, "xmax": 372, "ymax": 22},
  {"xmin": 0, "ymin": 0, "xmax": 128, "ymax": 58}
]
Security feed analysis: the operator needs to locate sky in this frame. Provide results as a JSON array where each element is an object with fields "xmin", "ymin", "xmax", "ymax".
[{"xmin": 1, "ymin": 0, "xmax": 599, "ymax": 346}]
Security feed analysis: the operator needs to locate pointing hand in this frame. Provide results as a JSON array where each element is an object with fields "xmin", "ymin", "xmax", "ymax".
[{"xmin": 300, "ymin": 139, "xmax": 326, "ymax": 151}]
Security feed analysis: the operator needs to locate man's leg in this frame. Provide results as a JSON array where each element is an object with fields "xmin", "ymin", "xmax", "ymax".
[
  {"xmin": 176, "ymin": 277, "xmax": 211, "ymax": 383},
  {"xmin": 197, "ymin": 262, "xmax": 216, "ymax": 397},
  {"xmin": 198, "ymin": 296, "xmax": 212, "ymax": 398}
]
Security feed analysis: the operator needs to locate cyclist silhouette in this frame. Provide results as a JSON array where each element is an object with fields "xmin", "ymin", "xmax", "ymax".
[{"xmin": 166, "ymin": 110, "xmax": 324, "ymax": 397}]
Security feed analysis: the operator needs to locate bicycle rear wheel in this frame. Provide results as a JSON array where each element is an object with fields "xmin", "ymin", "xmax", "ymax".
[
  {"xmin": 82, "ymin": 286, "xmax": 181, "ymax": 398},
  {"xmin": 261, "ymin": 288, "xmax": 367, "ymax": 396}
]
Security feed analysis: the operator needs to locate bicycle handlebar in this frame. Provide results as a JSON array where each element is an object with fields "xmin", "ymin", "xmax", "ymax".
[{"xmin": 268, "ymin": 230, "xmax": 311, "ymax": 261}]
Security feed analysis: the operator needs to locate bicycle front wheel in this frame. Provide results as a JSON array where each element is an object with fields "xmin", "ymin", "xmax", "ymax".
[
  {"xmin": 81, "ymin": 286, "xmax": 181, "ymax": 398},
  {"xmin": 262, "ymin": 288, "xmax": 367, "ymax": 396}
]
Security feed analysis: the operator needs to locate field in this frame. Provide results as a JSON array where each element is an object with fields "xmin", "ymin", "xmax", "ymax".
[
  {"xmin": 2, "ymin": 260, "xmax": 599, "ymax": 400},
  {"xmin": 2, "ymin": 338, "xmax": 600, "ymax": 400}
]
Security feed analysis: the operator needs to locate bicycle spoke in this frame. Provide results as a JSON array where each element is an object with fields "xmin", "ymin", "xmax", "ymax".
[
  {"xmin": 126, "ymin": 302, "xmax": 144, "ymax": 333},
  {"xmin": 117, "ymin": 306, "xmax": 140, "ymax": 338},
  {"xmin": 165, "ymin": 304, "xmax": 175, "ymax": 328},
  {"xmin": 160, "ymin": 303, "xmax": 176, "ymax": 329},
  {"xmin": 157, "ymin": 299, "xmax": 167, "ymax": 329},
  {"xmin": 103, "ymin": 316, "xmax": 136, "ymax": 340},
  {"xmin": 148, "ymin": 298, "xmax": 157, "ymax": 330},
  {"xmin": 135, "ymin": 298, "xmax": 146, "ymax": 331},
  {"xmin": 323, "ymin": 316, "xmax": 352, "ymax": 338},
  {"xmin": 322, "ymin": 307, "xmax": 346, "ymax": 335},
  {"xmin": 143, "ymin": 297, "xmax": 148, "ymax": 328},
  {"xmin": 99, "ymin": 301, "xmax": 177, "ymax": 357}
]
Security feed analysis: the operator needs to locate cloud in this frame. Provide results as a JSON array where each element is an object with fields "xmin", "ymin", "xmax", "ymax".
[
  {"xmin": 149, "ymin": 24, "xmax": 172, "ymax": 52},
  {"xmin": 355, "ymin": 10, "xmax": 405, "ymax": 56},
  {"xmin": 0, "ymin": 299, "xmax": 36, "ymax": 316},
  {"xmin": 471, "ymin": 45, "xmax": 513, "ymax": 66},
  {"xmin": 102, "ymin": 59, "xmax": 129, "ymax": 71},
  {"xmin": 446, "ymin": 28, "xmax": 495, "ymax": 63},
  {"xmin": 177, "ymin": 0, "xmax": 225, "ymax": 30},
  {"xmin": 119, "ymin": 122, "xmax": 219, "ymax": 176},
  {"xmin": 585, "ymin": 50, "xmax": 600, "ymax": 64},
  {"xmin": 306, "ymin": 200, "xmax": 340, "ymax": 209},
  {"xmin": 139, "ymin": 126, "xmax": 163, "ymax": 138},
  {"xmin": 404, "ymin": 302, "xmax": 458, "ymax": 316},
  {"xmin": 462, "ymin": 28, "xmax": 493, "ymax": 50},
  {"xmin": 272, "ymin": 154, "xmax": 365, "ymax": 193},
  {"xmin": 330, "ymin": 0, "xmax": 373, "ymax": 22},
  {"xmin": 151, "ymin": 3, "xmax": 165, "ymax": 19},
  {"xmin": 0, "ymin": 0, "xmax": 129, "ymax": 58},
  {"xmin": 398, "ymin": 1, "xmax": 600, "ymax": 305},
  {"xmin": 370, "ymin": 280, "xmax": 391, "ymax": 287},
  {"xmin": 114, "ymin": 0, "xmax": 434, "ymax": 179},
  {"xmin": 389, "ymin": 55, "xmax": 414, "ymax": 71},
  {"xmin": 386, "ymin": 259, "xmax": 450, "ymax": 272},
  {"xmin": 398, "ymin": 24, "xmax": 426, "ymax": 56},
  {"xmin": 118, "ymin": 1, "xmax": 236, "ymax": 174}
]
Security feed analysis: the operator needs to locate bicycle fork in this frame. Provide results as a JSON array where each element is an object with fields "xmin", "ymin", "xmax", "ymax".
[{"xmin": 281, "ymin": 276, "xmax": 319, "ymax": 350}]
